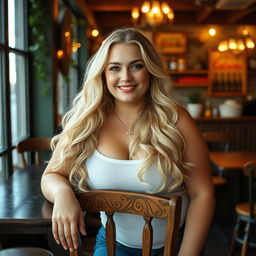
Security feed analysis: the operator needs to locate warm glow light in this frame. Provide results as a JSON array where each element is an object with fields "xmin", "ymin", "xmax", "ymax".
[
  {"xmin": 132, "ymin": 0, "xmax": 174, "ymax": 26},
  {"xmin": 64, "ymin": 32, "xmax": 70, "ymax": 37},
  {"xmin": 245, "ymin": 38, "xmax": 255, "ymax": 49},
  {"xmin": 208, "ymin": 28, "xmax": 216, "ymax": 37},
  {"xmin": 72, "ymin": 47, "xmax": 78, "ymax": 52},
  {"xmin": 242, "ymin": 28, "xmax": 249, "ymax": 36},
  {"xmin": 237, "ymin": 40, "xmax": 245, "ymax": 51},
  {"xmin": 57, "ymin": 50, "xmax": 64, "ymax": 59},
  {"xmin": 218, "ymin": 41, "xmax": 228, "ymax": 52},
  {"xmin": 141, "ymin": 1, "xmax": 150, "ymax": 13},
  {"xmin": 167, "ymin": 11, "xmax": 174, "ymax": 20},
  {"xmin": 152, "ymin": 1, "xmax": 161, "ymax": 14},
  {"xmin": 229, "ymin": 38, "xmax": 238, "ymax": 50},
  {"xmin": 92, "ymin": 29, "xmax": 99, "ymax": 37},
  {"xmin": 131, "ymin": 7, "xmax": 140, "ymax": 19},
  {"xmin": 161, "ymin": 2, "xmax": 170, "ymax": 14}
]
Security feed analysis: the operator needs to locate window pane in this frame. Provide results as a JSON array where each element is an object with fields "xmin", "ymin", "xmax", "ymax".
[
  {"xmin": 8, "ymin": 0, "xmax": 26, "ymax": 50},
  {"xmin": 0, "ymin": 0, "xmax": 4, "ymax": 43},
  {"xmin": 0, "ymin": 51, "xmax": 5, "ymax": 150},
  {"xmin": 0, "ymin": 156, "xmax": 7, "ymax": 185},
  {"xmin": 9, "ymin": 52, "xmax": 28, "ymax": 142}
]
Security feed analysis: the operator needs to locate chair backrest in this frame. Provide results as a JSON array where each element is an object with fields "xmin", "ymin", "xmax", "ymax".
[
  {"xmin": 202, "ymin": 131, "xmax": 231, "ymax": 152},
  {"xmin": 16, "ymin": 137, "xmax": 52, "ymax": 168},
  {"xmin": 243, "ymin": 160, "xmax": 256, "ymax": 218},
  {"xmin": 75, "ymin": 190, "xmax": 182, "ymax": 256}
]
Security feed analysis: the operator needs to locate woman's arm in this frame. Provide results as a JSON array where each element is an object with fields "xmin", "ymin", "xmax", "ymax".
[
  {"xmin": 176, "ymin": 107, "xmax": 215, "ymax": 256},
  {"xmin": 41, "ymin": 140, "xmax": 86, "ymax": 252}
]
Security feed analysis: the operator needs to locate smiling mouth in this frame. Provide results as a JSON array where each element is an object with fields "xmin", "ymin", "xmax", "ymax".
[{"xmin": 118, "ymin": 85, "xmax": 137, "ymax": 91}]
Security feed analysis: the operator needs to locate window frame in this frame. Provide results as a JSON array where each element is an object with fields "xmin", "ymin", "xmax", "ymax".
[{"xmin": 0, "ymin": 0, "xmax": 30, "ymax": 181}]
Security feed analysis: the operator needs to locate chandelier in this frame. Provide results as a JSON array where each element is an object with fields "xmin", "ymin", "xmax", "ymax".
[
  {"xmin": 131, "ymin": 1, "xmax": 174, "ymax": 27},
  {"xmin": 218, "ymin": 27, "xmax": 255, "ymax": 54}
]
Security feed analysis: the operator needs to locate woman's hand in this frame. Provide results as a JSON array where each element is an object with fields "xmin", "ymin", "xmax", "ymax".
[{"xmin": 52, "ymin": 191, "xmax": 86, "ymax": 252}]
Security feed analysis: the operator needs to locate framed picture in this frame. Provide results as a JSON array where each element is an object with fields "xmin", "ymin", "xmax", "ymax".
[{"xmin": 155, "ymin": 32, "xmax": 187, "ymax": 54}]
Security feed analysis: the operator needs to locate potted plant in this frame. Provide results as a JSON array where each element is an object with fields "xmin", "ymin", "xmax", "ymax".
[{"xmin": 187, "ymin": 92, "xmax": 203, "ymax": 118}]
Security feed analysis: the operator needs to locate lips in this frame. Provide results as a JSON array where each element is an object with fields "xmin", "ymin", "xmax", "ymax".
[{"xmin": 117, "ymin": 85, "xmax": 137, "ymax": 93}]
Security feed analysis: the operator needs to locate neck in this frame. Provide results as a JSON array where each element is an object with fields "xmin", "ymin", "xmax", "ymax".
[{"xmin": 114, "ymin": 102, "xmax": 143, "ymax": 135}]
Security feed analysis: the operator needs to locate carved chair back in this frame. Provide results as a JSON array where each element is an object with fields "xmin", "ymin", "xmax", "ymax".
[
  {"xmin": 16, "ymin": 137, "xmax": 52, "ymax": 168},
  {"xmin": 72, "ymin": 190, "xmax": 182, "ymax": 256}
]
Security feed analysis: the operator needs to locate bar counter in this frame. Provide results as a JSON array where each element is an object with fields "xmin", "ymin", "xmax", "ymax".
[{"xmin": 195, "ymin": 116, "xmax": 256, "ymax": 151}]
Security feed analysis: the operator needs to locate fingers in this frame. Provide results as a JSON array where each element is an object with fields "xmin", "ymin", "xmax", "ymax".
[
  {"xmin": 52, "ymin": 216, "xmax": 77, "ymax": 252},
  {"xmin": 79, "ymin": 211, "xmax": 87, "ymax": 236}
]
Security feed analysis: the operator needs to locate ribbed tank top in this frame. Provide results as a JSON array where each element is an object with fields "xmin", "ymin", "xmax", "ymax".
[{"xmin": 85, "ymin": 150, "xmax": 189, "ymax": 249}]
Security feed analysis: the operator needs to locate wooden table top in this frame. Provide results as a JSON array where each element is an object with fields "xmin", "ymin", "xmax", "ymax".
[
  {"xmin": 210, "ymin": 151, "xmax": 256, "ymax": 170},
  {"xmin": 0, "ymin": 164, "xmax": 52, "ymax": 225}
]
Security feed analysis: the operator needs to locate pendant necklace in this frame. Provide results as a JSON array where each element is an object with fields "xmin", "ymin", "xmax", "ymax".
[{"xmin": 114, "ymin": 111, "xmax": 134, "ymax": 136}]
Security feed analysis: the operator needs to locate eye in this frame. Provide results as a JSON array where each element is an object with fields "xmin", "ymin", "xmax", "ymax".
[
  {"xmin": 109, "ymin": 66, "xmax": 120, "ymax": 72},
  {"xmin": 130, "ymin": 63, "xmax": 144, "ymax": 70}
]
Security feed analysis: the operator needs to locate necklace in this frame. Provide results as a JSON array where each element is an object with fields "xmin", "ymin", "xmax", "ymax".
[{"xmin": 114, "ymin": 111, "xmax": 134, "ymax": 135}]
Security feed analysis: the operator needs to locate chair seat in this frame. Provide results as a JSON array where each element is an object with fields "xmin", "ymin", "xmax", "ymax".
[
  {"xmin": 235, "ymin": 203, "xmax": 256, "ymax": 217},
  {"xmin": 0, "ymin": 247, "xmax": 53, "ymax": 256},
  {"xmin": 212, "ymin": 176, "xmax": 227, "ymax": 186}
]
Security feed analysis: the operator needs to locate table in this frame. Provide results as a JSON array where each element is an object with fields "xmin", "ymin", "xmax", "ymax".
[
  {"xmin": 0, "ymin": 164, "xmax": 82, "ymax": 256},
  {"xmin": 210, "ymin": 151, "xmax": 256, "ymax": 176},
  {"xmin": 209, "ymin": 151, "xmax": 256, "ymax": 222}
]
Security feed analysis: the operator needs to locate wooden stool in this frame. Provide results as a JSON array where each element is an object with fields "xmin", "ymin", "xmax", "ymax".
[
  {"xmin": 228, "ymin": 161, "xmax": 256, "ymax": 256},
  {"xmin": 0, "ymin": 247, "xmax": 53, "ymax": 256}
]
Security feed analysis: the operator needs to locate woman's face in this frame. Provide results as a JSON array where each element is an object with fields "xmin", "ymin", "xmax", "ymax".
[{"xmin": 104, "ymin": 43, "xmax": 150, "ymax": 106}]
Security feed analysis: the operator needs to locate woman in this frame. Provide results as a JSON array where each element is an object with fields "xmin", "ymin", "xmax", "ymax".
[{"xmin": 41, "ymin": 28, "xmax": 215, "ymax": 256}]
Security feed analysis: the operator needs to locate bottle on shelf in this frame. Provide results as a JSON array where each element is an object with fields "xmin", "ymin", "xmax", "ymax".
[
  {"xmin": 204, "ymin": 99, "xmax": 212, "ymax": 118},
  {"xmin": 177, "ymin": 58, "xmax": 186, "ymax": 71}
]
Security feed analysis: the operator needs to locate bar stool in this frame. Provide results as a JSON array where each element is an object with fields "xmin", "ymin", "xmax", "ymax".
[
  {"xmin": 0, "ymin": 247, "xmax": 53, "ymax": 256},
  {"xmin": 228, "ymin": 160, "xmax": 256, "ymax": 256}
]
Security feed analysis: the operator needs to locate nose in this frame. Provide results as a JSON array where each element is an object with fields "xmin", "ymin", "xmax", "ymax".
[{"xmin": 120, "ymin": 67, "xmax": 132, "ymax": 81}]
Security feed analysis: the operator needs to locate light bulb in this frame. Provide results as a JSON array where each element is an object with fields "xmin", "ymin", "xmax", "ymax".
[
  {"xmin": 131, "ymin": 7, "xmax": 140, "ymax": 19},
  {"xmin": 141, "ymin": 1, "xmax": 150, "ymax": 13}
]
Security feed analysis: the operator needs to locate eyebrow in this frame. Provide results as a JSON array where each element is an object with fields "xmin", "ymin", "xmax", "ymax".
[{"xmin": 107, "ymin": 59, "xmax": 144, "ymax": 66}]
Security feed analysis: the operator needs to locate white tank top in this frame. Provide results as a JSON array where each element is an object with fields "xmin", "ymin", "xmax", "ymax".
[{"xmin": 86, "ymin": 149, "xmax": 189, "ymax": 249}]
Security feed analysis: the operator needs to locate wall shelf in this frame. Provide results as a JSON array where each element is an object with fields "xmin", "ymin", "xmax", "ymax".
[{"xmin": 168, "ymin": 69, "xmax": 209, "ymax": 87}]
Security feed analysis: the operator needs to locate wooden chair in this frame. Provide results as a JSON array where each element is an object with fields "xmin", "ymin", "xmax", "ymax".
[
  {"xmin": 202, "ymin": 131, "xmax": 231, "ymax": 184},
  {"xmin": 228, "ymin": 160, "xmax": 256, "ymax": 256},
  {"xmin": 16, "ymin": 137, "xmax": 52, "ymax": 168},
  {"xmin": 0, "ymin": 247, "xmax": 53, "ymax": 256},
  {"xmin": 202, "ymin": 131, "xmax": 231, "ymax": 152},
  {"xmin": 71, "ymin": 190, "xmax": 182, "ymax": 256}
]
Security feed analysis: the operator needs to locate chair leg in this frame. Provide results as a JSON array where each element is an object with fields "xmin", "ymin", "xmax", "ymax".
[
  {"xmin": 241, "ymin": 222, "xmax": 250, "ymax": 256},
  {"xmin": 228, "ymin": 218, "xmax": 241, "ymax": 256}
]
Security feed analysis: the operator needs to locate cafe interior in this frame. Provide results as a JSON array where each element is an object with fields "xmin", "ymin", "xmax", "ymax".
[{"xmin": 0, "ymin": 0, "xmax": 256, "ymax": 255}]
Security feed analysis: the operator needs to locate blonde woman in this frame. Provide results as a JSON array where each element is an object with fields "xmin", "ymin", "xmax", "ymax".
[{"xmin": 41, "ymin": 28, "xmax": 215, "ymax": 256}]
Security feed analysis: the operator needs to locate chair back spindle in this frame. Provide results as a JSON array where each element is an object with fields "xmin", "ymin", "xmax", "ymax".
[{"xmin": 75, "ymin": 190, "xmax": 182, "ymax": 256}]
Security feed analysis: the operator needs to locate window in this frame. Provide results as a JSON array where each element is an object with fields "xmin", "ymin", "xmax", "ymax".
[{"xmin": 0, "ymin": 0, "xmax": 29, "ymax": 183}]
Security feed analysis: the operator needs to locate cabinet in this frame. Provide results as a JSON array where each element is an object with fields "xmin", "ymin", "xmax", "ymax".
[{"xmin": 168, "ymin": 70, "xmax": 209, "ymax": 87}]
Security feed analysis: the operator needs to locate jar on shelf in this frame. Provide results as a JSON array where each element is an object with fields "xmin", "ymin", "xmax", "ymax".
[
  {"xmin": 169, "ymin": 58, "xmax": 177, "ymax": 70},
  {"xmin": 177, "ymin": 58, "xmax": 186, "ymax": 71}
]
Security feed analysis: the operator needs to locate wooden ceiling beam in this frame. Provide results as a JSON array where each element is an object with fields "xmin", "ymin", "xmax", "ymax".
[
  {"xmin": 76, "ymin": 0, "xmax": 99, "ymax": 29},
  {"xmin": 196, "ymin": 8, "xmax": 213, "ymax": 23},
  {"xmin": 226, "ymin": 8, "xmax": 256, "ymax": 23}
]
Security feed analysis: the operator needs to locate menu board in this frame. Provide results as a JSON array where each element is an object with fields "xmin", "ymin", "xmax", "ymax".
[{"xmin": 208, "ymin": 50, "xmax": 247, "ymax": 96}]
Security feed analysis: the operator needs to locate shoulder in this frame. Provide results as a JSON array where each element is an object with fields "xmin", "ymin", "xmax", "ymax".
[{"xmin": 175, "ymin": 105, "xmax": 207, "ymax": 152}]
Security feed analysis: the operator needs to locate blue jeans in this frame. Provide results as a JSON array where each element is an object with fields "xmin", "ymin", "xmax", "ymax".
[{"xmin": 94, "ymin": 225, "xmax": 205, "ymax": 256}]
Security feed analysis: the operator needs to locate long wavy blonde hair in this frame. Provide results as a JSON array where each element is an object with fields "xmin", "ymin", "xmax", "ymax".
[{"xmin": 51, "ymin": 27, "xmax": 190, "ymax": 193}]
